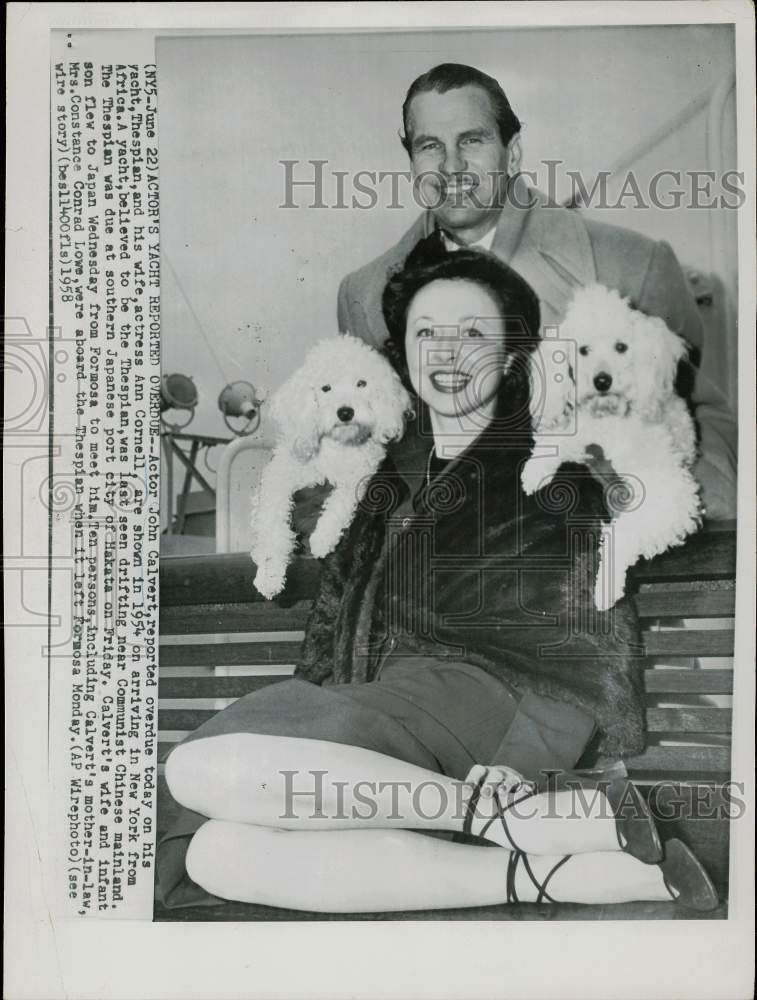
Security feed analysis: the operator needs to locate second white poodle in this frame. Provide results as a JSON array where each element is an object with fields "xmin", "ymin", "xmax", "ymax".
[
  {"xmin": 522, "ymin": 283, "xmax": 702, "ymax": 611},
  {"xmin": 251, "ymin": 335, "xmax": 411, "ymax": 599}
]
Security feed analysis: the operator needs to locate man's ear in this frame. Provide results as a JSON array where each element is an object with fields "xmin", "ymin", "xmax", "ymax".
[
  {"xmin": 507, "ymin": 132, "xmax": 523, "ymax": 177},
  {"xmin": 507, "ymin": 134, "xmax": 523, "ymax": 176}
]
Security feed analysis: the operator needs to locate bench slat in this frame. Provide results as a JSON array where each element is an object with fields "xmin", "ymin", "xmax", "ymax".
[
  {"xmin": 646, "ymin": 707, "xmax": 731, "ymax": 733},
  {"xmin": 159, "ymin": 641, "xmax": 301, "ymax": 667},
  {"xmin": 627, "ymin": 745, "xmax": 731, "ymax": 774},
  {"xmin": 160, "ymin": 602, "xmax": 311, "ymax": 635},
  {"xmin": 641, "ymin": 629, "xmax": 734, "ymax": 657},
  {"xmin": 634, "ymin": 589, "xmax": 735, "ymax": 618},
  {"xmin": 643, "ymin": 668, "xmax": 733, "ymax": 694},
  {"xmin": 158, "ymin": 526, "xmax": 735, "ymax": 610},
  {"xmin": 160, "ymin": 709, "xmax": 227, "ymax": 729},
  {"xmin": 159, "ymin": 675, "xmax": 291, "ymax": 698},
  {"xmin": 161, "ymin": 553, "xmax": 322, "ymax": 607},
  {"xmin": 632, "ymin": 527, "xmax": 735, "ymax": 581},
  {"xmin": 157, "ymin": 667, "xmax": 734, "ymax": 697},
  {"xmin": 157, "ymin": 705, "xmax": 732, "ymax": 736}
]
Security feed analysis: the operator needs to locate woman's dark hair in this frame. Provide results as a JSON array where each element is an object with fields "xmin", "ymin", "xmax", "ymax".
[
  {"xmin": 381, "ymin": 232, "xmax": 540, "ymax": 429},
  {"xmin": 401, "ymin": 63, "xmax": 521, "ymax": 154}
]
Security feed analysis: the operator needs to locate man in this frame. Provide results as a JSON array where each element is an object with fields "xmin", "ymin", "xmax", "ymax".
[{"xmin": 338, "ymin": 63, "xmax": 737, "ymax": 519}]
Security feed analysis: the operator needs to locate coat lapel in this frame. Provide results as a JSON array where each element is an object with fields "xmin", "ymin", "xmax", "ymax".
[{"xmin": 492, "ymin": 177, "xmax": 597, "ymax": 327}]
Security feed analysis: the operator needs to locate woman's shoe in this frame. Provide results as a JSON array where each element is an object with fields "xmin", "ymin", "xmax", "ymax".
[
  {"xmin": 604, "ymin": 777, "xmax": 663, "ymax": 864},
  {"xmin": 660, "ymin": 838, "xmax": 720, "ymax": 911}
]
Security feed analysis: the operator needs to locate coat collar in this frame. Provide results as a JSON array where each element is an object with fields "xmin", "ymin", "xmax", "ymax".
[
  {"xmin": 387, "ymin": 392, "xmax": 531, "ymax": 511},
  {"xmin": 423, "ymin": 174, "xmax": 597, "ymax": 323}
]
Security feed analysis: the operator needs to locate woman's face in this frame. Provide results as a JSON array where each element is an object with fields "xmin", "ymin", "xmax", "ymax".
[{"xmin": 404, "ymin": 278, "xmax": 508, "ymax": 420}]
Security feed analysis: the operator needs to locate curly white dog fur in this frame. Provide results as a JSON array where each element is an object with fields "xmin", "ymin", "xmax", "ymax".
[
  {"xmin": 521, "ymin": 283, "xmax": 702, "ymax": 611},
  {"xmin": 251, "ymin": 335, "xmax": 411, "ymax": 599}
]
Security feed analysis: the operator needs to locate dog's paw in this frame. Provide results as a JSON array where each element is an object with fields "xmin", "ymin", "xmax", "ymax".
[
  {"xmin": 309, "ymin": 524, "xmax": 342, "ymax": 559},
  {"xmin": 253, "ymin": 562, "xmax": 286, "ymax": 600},
  {"xmin": 594, "ymin": 564, "xmax": 627, "ymax": 611},
  {"xmin": 521, "ymin": 458, "xmax": 554, "ymax": 496}
]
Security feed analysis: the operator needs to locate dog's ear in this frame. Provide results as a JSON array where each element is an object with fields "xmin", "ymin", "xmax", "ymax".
[
  {"xmin": 529, "ymin": 337, "xmax": 574, "ymax": 430},
  {"xmin": 630, "ymin": 311, "xmax": 689, "ymax": 420},
  {"xmin": 372, "ymin": 364, "xmax": 413, "ymax": 444},
  {"xmin": 268, "ymin": 367, "xmax": 320, "ymax": 462}
]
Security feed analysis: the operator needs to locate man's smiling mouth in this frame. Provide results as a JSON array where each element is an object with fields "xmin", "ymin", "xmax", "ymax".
[
  {"xmin": 443, "ymin": 179, "xmax": 479, "ymax": 204},
  {"xmin": 430, "ymin": 371, "xmax": 472, "ymax": 393}
]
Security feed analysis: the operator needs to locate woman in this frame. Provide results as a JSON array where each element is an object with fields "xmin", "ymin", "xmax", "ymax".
[{"xmin": 158, "ymin": 236, "xmax": 717, "ymax": 913}]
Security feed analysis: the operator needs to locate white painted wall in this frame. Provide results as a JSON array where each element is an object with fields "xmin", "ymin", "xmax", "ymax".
[{"xmin": 155, "ymin": 25, "xmax": 738, "ymax": 546}]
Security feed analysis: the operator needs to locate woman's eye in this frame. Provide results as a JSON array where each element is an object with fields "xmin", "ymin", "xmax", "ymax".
[
  {"xmin": 579, "ymin": 346, "xmax": 590, "ymax": 357},
  {"xmin": 416, "ymin": 327, "xmax": 434, "ymax": 339},
  {"xmin": 615, "ymin": 341, "xmax": 628, "ymax": 354},
  {"xmin": 321, "ymin": 384, "xmax": 331, "ymax": 392},
  {"xmin": 356, "ymin": 379, "xmax": 366, "ymax": 388},
  {"xmin": 463, "ymin": 327, "xmax": 483, "ymax": 338}
]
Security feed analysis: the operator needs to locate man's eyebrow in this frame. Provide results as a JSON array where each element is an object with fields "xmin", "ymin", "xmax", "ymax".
[
  {"xmin": 411, "ymin": 126, "xmax": 496, "ymax": 149},
  {"xmin": 458, "ymin": 127, "xmax": 496, "ymax": 140},
  {"xmin": 410, "ymin": 133, "xmax": 438, "ymax": 149}
]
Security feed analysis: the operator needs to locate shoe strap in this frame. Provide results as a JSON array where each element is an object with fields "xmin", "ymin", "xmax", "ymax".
[
  {"xmin": 478, "ymin": 785, "xmax": 538, "ymax": 849},
  {"xmin": 506, "ymin": 851, "xmax": 522, "ymax": 904},
  {"xmin": 533, "ymin": 853, "xmax": 572, "ymax": 904},
  {"xmin": 462, "ymin": 777, "xmax": 485, "ymax": 838},
  {"xmin": 506, "ymin": 850, "xmax": 572, "ymax": 904}
]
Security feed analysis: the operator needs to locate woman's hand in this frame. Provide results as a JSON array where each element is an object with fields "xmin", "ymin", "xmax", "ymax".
[{"xmin": 464, "ymin": 763, "xmax": 535, "ymax": 802}]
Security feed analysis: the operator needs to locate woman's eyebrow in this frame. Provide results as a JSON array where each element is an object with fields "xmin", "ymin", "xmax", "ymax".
[{"xmin": 411, "ymin": 315, "xmax": 435, "ymax": 323}]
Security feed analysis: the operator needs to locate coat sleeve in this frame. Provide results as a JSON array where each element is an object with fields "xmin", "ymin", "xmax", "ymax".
[
  {"xmin": 638, "ymin": 239, "xmax": 737, "ymax": 519},
  {"xmin": 296, "ymin": 547, "xmax": 345, "ymax": 684}
]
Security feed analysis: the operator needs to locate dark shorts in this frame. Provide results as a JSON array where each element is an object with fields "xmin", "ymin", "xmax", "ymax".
[{"xmin": 156, "ymin": 657, "xmax": 522, "ymax": 909}]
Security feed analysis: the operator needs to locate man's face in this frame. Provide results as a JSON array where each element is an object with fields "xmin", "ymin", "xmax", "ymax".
[{"xmin": 406, "ymin": 85, "xmax": 513, "ymax": 241}]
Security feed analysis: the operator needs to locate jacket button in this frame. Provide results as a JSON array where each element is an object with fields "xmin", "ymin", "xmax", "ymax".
[{"xmin": 402, "ymin": 517, "xmax": 411, "ymax": 529}]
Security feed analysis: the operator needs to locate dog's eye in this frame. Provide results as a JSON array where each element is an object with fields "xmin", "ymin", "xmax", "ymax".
[
  {"xmin": 615, "ymin": 341, "xmax": 628, "ymax": 354},
  {"xmin": 321, "ymin": 384, "xmax": 331, "ymax": 393},
  {"xmin": 356, "ymin": 379, "xmax": 366, "ymax": 388},
  {"xmin": 579, "ymin": 346, "xmax": 590, "ymax": 357}
]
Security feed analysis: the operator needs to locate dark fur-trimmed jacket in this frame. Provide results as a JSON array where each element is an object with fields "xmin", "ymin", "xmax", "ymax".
[{"xmin": 296, "ymin": 411, "xmax": 646, "ymax": 761}]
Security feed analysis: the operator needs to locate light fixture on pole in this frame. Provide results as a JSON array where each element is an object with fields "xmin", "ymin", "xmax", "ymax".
[
  {"xmin": 160, "ymin": 372, "xmax": 198, "ymax": 430},
  {"xmin": 217, "ymin": 380, "xmax": 263, "ymax": 436}
]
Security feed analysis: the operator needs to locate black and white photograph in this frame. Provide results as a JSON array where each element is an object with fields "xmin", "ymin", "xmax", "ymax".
[
  {"xmin": 4, "ymin": 4, "xmax": 756, "ymax": 999},
  {"xmin": 155, "ymin": 23, "xmax": 741, "ymax": 921}
]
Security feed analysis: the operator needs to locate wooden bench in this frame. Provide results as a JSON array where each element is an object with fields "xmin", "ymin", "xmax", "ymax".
[{"xmin": 155, "ymin": 522, "xmax": 737, "ymax": 921}]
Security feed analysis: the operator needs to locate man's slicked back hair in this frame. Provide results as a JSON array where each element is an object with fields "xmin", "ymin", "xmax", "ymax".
[{"xmin": 401, "ymin": 63, "xmax": 521, "ymax": 153}]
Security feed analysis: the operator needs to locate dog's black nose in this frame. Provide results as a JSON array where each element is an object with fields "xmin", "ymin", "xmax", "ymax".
[
  {"xmin": 593, "ymin": 372, "xmax": 613, "ymax": 393},
  {"xmin": 337, "ymin": 406, "xmax": 354, "ymax": 423}
]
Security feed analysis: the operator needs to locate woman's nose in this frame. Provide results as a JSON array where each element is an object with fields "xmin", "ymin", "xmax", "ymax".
[{"xmin": 428, "ymin": 343, "xmax": 457, "ymax": 365}]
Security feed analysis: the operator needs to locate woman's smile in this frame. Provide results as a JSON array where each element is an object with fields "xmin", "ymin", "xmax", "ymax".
[{"xmin": 429, "ymin": 370, "xmax": 472, "ymax": 393}]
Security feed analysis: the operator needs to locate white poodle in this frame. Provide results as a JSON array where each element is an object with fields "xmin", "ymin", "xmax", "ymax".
[
  {"xmin": 521, "ymin": 283, "xmax": 702, "ymax": 611},
  {"xmin": 251, "ymin": 335, "xmax": 411, "ymax": 599}
]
